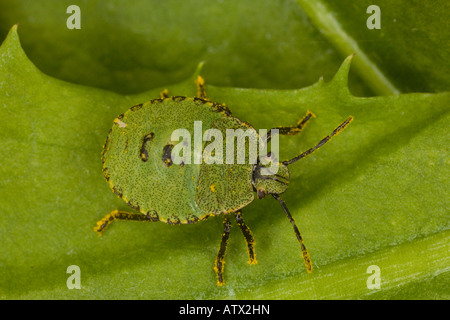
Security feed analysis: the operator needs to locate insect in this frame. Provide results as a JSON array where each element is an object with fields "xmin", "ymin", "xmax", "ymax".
[{"xmin": 95, "ymin": 76, "xmax": 353, "ymax": 285}]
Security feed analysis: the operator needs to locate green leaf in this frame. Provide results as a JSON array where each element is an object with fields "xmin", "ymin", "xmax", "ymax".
[
  {"xmin": 0, "ymin": 0, "xmax": 379, "ymax": 96},
  {"xmin": 307, "ymin": 0, "xmax": 450, "ymax": 94},
  {"xmin": 1, "ymin": 23, "xmax": 448, "ymax": 300}
]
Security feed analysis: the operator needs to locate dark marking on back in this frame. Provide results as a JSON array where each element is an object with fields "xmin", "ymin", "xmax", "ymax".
[
  {"xmin": 186, "ymin": 215, "xmax": 199, "ymax": 224},
  {"xmin": 211, "ymin": 103, "xmax": 232, "ymax": 116},
  {"xmin": 162, "ymin": 144, "xmax": 174, "ymax": 167},
  {"xmin": 167, "ymin": 216, "xmax": 181, "ymax": 225},
  {"xmin": 131, "ymin": 103, "xmax": 143, "ymax": 111},
  {"xmin": 127, "ymin": 200, "xmax": 140, "ymax": 212},
  {"xmin": 150, "ymin": 98, "xmax": 163, "ymax": 104},
  {"xmin": 146, "ymin": 210, "xmax": 159, "ymax": 222},
  {"xmin": 193, "ymin": 97, "xmax": 208, "ymax": 104},
  {"xmin": 140, "ymin": 132, "xmax": 154, "ymax": 162},
  {"xmin": 101, "ymin": 131, "xmax": 112, "ymax": 164},
  {"xmin": 172, "ymin": 96, "xmax": 186, "ymax": 102},
  {"xmin": 102, "ymin": 167, "xmax": 111, "ymax": 181},
  {"xmin": 112, "ymin": 186, "xmax": 123, "ymax": 198}
]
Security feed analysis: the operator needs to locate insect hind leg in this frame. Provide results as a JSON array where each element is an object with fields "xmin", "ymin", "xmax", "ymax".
[{"xmin": 94, "ymin": 209, "xmax": 159, "ymax": 235}]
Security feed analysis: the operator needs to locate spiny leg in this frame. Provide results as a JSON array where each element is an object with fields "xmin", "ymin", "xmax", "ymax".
[
  {"xmin": 235, "ymin": 211, "xmax": 257, "ymax": 265},
  {"xmin": 196, "ymin": 75, "xmax": 208, "ymax": 99},
  {"xmin": 283, "ymin": 116, "xmax": 353, "ymax": 165},
  {"xmin": 277, "ymin": 110, "xmax": 316, "ymax": 136},
  {"xmin": 264, "ymin": 110, "xmax": 315, "ymax": 143},
  {"xmin": 214, "ymin": 214, "xmax": 232, "ymax": 286},
  {"xmin": 94, "ymin": 210, "xmax": 158, "ymax": 235},
  {"xmin": 161, "ymin": 76, "xmax": 207, "ymax": 99},
  {"xmin": 272, "ymin": 194, "xmax": 313, "ymax": 273},
  {"xmin": 159, "ymin": 89, "xmax": 169, "ymax": 99}
]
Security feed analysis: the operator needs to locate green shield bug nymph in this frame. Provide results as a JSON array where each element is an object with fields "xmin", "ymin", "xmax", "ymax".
[{"xmin": 96, "ymin": 76, "xmax": 353, "ymax": 286}]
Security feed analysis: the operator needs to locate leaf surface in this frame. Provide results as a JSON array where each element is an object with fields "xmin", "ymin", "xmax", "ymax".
[{"xmin": 0, "ymin": 25, "xmax": 448, "ymax": 299}]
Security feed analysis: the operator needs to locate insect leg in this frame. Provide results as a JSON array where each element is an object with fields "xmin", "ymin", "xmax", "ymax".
[
  {"xmin": 235, "ymin": 211, "xmax": 257, "ymax": 265},
  {"xmin": 196, "ymin": 75, "xmax": 208, "ymax": 99},
  {"xmin": 159, "ymin": 89, "xmax": 169, "ymax": 99},
  {"xmin": 272, "ymin": 194, "xmax": 313, "ymax": 273},
  {"xmin": 214, "ymin": 214, "xmax": 232, "ymax": 286},
  {"xmin": 283, "ymin": 116, "xmax": 353, "ymax": 165},
  {"xmin": 94, "ymin": 209, "xmax": 158, "ymax": 235},
  {"xmin": 264, "ymin": 111, "xmax": 315, "ymax": 143}
]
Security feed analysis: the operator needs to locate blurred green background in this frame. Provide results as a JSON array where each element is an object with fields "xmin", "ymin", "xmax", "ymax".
[
  {"xmin": 0, "ymin": 0, "xmax": 449, "ymax": 96},
  {"xmin": 0, "ymin": 0, "xmax": 448, "ymax": 300}
]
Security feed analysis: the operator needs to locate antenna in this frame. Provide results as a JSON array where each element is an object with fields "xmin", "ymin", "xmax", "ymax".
[{"xmin": 283, "ymin": 116, "xmax": 353, "ymax": 166}]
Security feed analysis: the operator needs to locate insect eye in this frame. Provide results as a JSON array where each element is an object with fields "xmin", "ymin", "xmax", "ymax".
[{"xmin": 257, "ymin": 189, "xmax": 266, "ymax": 199}]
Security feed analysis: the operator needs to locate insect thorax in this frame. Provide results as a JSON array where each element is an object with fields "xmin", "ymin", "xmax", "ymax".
[{"xmin": 252, "ymin": 162, "xmax": 290, "ymax": 199}]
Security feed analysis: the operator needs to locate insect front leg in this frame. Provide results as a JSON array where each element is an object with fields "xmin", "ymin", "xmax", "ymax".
[
  {"xmin": 159, "ymin": 89, "xmax": 169, "ymax": 99},
  {"xmin": 196, "ymin": 75, "xmax": 208, "ymax": 100},
  {"xmin": 264, "ymin": 110, "xmax": 315, "ymax": 143}
]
